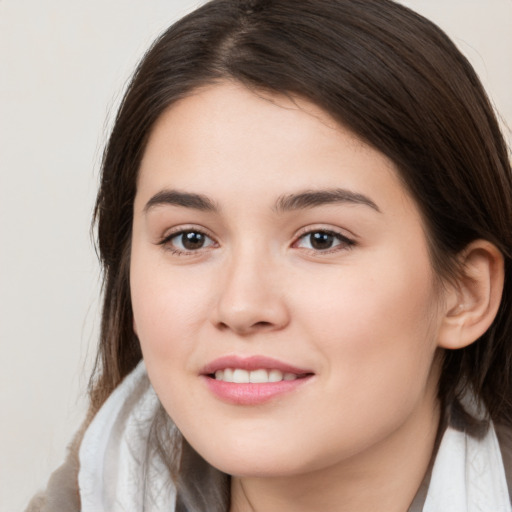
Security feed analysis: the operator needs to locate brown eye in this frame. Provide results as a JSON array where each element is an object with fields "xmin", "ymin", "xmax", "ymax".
[
  {"xmin": 181, "ymin": 231, "xmax": 207, "ymax": 250},
  {"xmin": 164, "ymin": 230, "xmax": 216, "ymax": 253},
  {"xmin": 295, "ymin": 230, "xmax": 354, "ymax": 252},
  {"xmin": 309, "ymin": 232, "xmax": 336, "ymax": 250}
]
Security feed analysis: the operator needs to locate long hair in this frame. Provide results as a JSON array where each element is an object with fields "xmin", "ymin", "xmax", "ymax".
[{"xmin": 90, "ymin": 0, "xmax": 512, "ymax": 508}]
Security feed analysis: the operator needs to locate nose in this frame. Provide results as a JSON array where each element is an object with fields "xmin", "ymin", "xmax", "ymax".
[{"xmin": 211, "ymin": 248, "xmax": 290, "ymax": 335}]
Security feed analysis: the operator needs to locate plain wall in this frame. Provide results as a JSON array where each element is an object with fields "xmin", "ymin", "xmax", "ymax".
[{"xmin": 0, "ymin": 1, "xmax": 510, "ymax": 511}]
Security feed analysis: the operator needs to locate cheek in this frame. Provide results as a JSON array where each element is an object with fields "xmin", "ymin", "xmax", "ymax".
[
  {"xmin": 130, "ymin": 250, "xmax": 209, "ymax": 362},
  {"xmin": 286, "ymin": 258, "xmax": 442, "ymax": 462},
  {"xmin": 299, "ymin": 246, "xmax": 441, "ymax": 388},
  {"xmin": 130, "ymin": 259, "xmax": 210, "ymax": 421}
]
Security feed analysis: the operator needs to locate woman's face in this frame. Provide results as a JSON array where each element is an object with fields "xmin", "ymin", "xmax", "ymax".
[{"xmin": 131, "ymin": 82, "xmax": 446, "ymax": 478}]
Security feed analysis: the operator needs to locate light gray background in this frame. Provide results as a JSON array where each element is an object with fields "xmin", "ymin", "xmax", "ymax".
[{"xmin": 1, "ymin": 1, "xmax": 511, "ymax": 511}]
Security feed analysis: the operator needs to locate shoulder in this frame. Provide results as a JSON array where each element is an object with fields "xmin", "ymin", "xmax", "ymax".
[
  {"xmin": 24, "ymin": 416, "xmax": 90, "ymax": 512},
  {"xmin": 25, "ymin": 448, "xmax": 80, "ymax": 512}
]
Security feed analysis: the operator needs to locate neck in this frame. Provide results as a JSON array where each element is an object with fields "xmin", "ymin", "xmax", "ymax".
[{"xmin": 229, "ymin": 396, "xmax": 441, "ymax": 512}]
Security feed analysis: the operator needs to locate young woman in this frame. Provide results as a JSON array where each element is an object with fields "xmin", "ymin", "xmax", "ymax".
[{"xmin": 28, "ymin": 0, "xmax": 512, "ymax": 510}]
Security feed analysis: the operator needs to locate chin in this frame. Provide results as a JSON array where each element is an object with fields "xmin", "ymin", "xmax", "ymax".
[
  {"xmin": 208, "ymin": 456, "xmax": 305, "ymax": 479},
  {"xmin": 186, "ymin": 434, "xmax": 322, "ymax": 479}
]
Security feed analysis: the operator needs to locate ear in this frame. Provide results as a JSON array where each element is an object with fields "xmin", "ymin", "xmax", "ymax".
[{"xmin": 438, "ymin": 240, "xmax": 504, "ymax": 350}]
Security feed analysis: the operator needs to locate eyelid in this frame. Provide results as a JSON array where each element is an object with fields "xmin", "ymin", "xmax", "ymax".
[
  {"xmin": 157, "ymin": 225, "xmax": 219, "ymax": 254},
  {"xmin": 158, "ymin": 223, "xmax": 216, "ymax": 241},
  {"xmin": 292, "ymin": 225, "xmax": 356, "ymax": 253},
  {"xmin": 293, "ymin": 223, "xmax": 357, "ymax": 240}
]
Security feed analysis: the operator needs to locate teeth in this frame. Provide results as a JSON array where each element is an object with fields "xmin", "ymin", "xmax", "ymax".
[
  {"xmin": 249, "ymin": 369, "xmax": 268, "ymax": 383},
  {"xmin": 268, "ymin": 369, "xmax": 283, "ymax": 382},
  {"xmin": 213, "ymin": 368, "xmax": 299, "ymax": 383},
  {"xmin": 233, "ymin": 369, "xmax": 250, "ymax": 383}
]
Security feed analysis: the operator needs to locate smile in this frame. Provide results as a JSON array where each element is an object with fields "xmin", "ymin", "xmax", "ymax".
[
  {"xmin": 201, "ymin": 356, "xmax": 314, "ymax": 405},
  {"xmin": 213, "ymin": 368, "xmax": 302, "ymax": 383}
]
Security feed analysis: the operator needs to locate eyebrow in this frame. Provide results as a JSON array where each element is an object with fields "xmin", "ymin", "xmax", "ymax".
[
  {"xmin": 144, "ymin": 190, "xmax": 219, "ymax": 213},
  {"xmin": 274, "ymin": 188, "xmax": 380, "ymax": 213},
  {"xmin": 143, "ymin": 187, "xmax": 380, "ymax": 215}
]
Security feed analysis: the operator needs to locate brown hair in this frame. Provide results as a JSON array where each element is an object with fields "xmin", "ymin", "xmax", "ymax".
[{"xmin": 91, "ymin": 0, "xmax": 512, "ymax": 505}]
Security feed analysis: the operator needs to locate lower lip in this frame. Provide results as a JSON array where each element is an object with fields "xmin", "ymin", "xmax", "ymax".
[{"xmin": 203, "ymin": 375, "xmax": 312, "ymax": 405}]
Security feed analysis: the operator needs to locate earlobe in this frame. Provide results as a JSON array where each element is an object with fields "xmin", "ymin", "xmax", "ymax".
[{"xmin": 438, "ymin": 240, "xmax": 504, "ymax": 350}]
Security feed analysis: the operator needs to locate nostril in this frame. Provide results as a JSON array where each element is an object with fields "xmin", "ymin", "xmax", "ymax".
[
  {"xmin": 215, "ymin": 319, "xmax": 275, "ymax": 334},
  {"xmin": 253, "ymin": 321, "xmax": 273, "ymax": 328},
  {"xmin": 217, "ymin": 321, "xmax": 230, "ymax": 331}
]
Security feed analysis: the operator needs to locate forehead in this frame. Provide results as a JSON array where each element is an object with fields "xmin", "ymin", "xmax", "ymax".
[
  {"xmin": 141, "ymin": 83, "xmax": 351, "ymax": 170},
  {"xmin": 136, "ymin": 82, "xmax": 412, "ymax": 218}
]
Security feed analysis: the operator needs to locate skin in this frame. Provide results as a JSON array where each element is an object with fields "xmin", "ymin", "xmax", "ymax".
[{"xmin": 130, "ymin": 82, "xmax": 454, "ymax": 511}]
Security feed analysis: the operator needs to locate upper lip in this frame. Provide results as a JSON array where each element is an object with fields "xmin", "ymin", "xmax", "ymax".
[{"xmin": 201, "ymin": 355, "xmax": 313, "ymax": 376}]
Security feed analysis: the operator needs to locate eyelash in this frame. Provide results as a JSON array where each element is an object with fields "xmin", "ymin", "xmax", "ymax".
[
  {"xmin": 157, "ymin": 227, "xmax": 356, "ymax": 256},
  {"xmin": 158, "ymin": 227, "xmax": 218, "ymax": 256},
  {"xmin": 293, "ymin": 228, "xmax": 356, "ymax": 254}
]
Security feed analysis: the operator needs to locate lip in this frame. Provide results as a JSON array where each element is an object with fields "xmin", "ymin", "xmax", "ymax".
[
  {"xmin": 201, "ymin": 355, "xmax": 312, "ymax": 375},
  {"xmin": 201, "ymin": 355, "xmax": 314, "ymax": 405}
]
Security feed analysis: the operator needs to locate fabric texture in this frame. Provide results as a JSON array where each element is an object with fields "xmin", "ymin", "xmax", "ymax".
[
  {"xmin": 79, "ymin": 361, "xmax": 177, "ymax": 511},
  {"xmin": 26, "ymin": 360, "xmax": 512, "ymax": 512}
]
